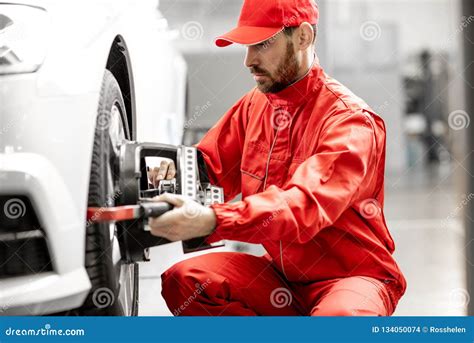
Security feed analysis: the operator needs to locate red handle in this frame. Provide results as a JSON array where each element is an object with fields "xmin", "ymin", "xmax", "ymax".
[{"xmin": 87, "ymin": 202, "xmax": 173, "ymax": 223}]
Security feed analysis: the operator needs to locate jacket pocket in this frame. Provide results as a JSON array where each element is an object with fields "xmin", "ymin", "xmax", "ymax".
[{"xmin": 240, "ymin": 141, "xmax": 266, "ymax": 197}]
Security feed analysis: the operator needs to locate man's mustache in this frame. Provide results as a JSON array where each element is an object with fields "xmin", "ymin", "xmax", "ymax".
[{"xmin": 250, "ymin": 67, "xmax": 269, "ymax": 75}]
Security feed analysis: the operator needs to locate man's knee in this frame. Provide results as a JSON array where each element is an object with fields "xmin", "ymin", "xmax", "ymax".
[
  {"xmin": 161, "ymin": 256, "xmax": 216, "ymax": 302},
  {"xmin": 162, "ymin": 259, "xmax": 201, "ymax": 293},
  {"xmin": 311, "ymin": 294, "xmax": 385, "ymax": 316},
  {"xmin": 161, "ymin": 255, "xmax": 224, "ymax": 315},
  {"xmin": 161, "ymin": 252, "xmax": 255, "ymax": 294}
]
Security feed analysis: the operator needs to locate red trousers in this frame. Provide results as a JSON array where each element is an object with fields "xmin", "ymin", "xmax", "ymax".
[{"xmin": 161, "ymin": 252, "xmax": 399, "ymax": 316}]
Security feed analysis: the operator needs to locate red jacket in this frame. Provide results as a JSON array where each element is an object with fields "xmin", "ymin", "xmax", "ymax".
[{"xmin": 198, "ymin": 63, "xmax": 406, "ymax": 295}]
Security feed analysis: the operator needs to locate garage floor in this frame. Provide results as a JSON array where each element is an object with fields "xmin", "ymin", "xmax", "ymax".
[{"xmin": 138, "ymin": 164, "xmax": 466, "ymax": 316}]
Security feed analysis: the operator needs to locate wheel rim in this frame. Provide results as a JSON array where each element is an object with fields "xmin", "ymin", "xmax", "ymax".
[{"xmin": 106, "ymin": 102, "xmax": 135, "ymax": 316}]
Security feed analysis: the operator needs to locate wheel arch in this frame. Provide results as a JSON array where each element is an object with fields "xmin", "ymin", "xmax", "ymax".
[{"xmin": 105, "ymin": 35, "xmax": 136, "ymax": 140}]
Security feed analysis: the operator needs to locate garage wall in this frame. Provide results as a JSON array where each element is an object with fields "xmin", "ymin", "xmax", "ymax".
[{"xmin": 159, "ymin": 0, "xmax": 462, "ymax": 174}]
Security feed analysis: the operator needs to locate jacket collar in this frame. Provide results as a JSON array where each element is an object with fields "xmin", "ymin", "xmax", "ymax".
[{"xmin": 264, "ymin": 55, "xmax": 324, "ymax": 108}]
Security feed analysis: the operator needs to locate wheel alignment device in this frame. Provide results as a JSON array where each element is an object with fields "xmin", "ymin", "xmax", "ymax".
[{"xmin": 86, "ymin": 142, "xmax": 224, "ymax": 262}]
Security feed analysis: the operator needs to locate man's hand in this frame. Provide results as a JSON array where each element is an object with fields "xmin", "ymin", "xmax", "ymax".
[
  {"xmin": 148, "ymin": 160, "xmax": 176, "ymax": 188},
  {"xmin": 148, "ymin": 193, "xmax": 217, "ymax": 241}
]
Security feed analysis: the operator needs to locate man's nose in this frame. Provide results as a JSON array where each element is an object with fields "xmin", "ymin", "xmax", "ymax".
[{"xmin": 244, "ymin": 46, "xmax": 259, "ymax": 68}]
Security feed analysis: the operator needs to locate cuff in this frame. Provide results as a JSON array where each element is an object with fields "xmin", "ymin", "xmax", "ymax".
[{"xmin": 204, "ymin": 202, "xmax": 244, "ymax": 244}]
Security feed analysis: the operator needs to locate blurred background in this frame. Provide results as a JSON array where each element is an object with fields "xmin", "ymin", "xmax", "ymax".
[{"xmin": 139, "ymin": 0, "xmax": 473, "ymax": 316}]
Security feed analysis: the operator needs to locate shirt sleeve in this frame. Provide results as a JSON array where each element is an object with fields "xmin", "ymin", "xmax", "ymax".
[
  {"xmin": 196, "ymin": 92, "xmax": 252, "ymax": 202},
  {"xmin": 205, "ymin": 110, "xmax": 378, "ymax": 244}
]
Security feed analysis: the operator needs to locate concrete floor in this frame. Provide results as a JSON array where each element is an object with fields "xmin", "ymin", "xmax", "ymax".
[
  {"xmin": 138, "ymin": 164, "xmax": 467, "ymax": 316},
  {"xmin": 384, "ymin": 164, "xmax": 466, "ymax": 316}
]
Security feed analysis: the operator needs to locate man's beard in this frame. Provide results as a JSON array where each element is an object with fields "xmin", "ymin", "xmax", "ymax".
[{"xmin": 252, "ymin": 41, "xmax": 300, "ymax": 94}]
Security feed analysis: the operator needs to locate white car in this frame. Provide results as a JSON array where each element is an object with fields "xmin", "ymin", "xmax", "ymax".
[{"xmin": 0, "ymin": 0, "xmax": 187, "ymax": 315}]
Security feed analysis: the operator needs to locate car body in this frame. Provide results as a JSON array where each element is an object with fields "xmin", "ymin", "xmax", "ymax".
[{"xmin": 0, "ymin": 0, "xmax": 187, "ymax": 315}]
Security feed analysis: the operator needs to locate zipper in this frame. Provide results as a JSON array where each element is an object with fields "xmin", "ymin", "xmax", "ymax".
[
  {"xmin": 279, "ymin": 240, "xmax": 288, "ymax": 279},
  {"xmin": 262, "ymin": 119, "xmax": 288, "ymax": 279}
]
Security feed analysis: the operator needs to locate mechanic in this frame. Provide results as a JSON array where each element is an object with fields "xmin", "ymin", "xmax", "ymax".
[{"xmin": 148, "ymin": 0, "xmax": 406, "ymax": 316}]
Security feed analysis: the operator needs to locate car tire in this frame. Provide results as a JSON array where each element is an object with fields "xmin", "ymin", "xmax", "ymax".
[{"xmin": 75, "ymin": 70, "xmax": 138, "ymax": 316}]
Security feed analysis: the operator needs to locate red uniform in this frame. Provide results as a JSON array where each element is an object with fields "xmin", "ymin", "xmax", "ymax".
[{"xmin": 161, "ymin": 62, "xmax": 406, "ymax": 316}]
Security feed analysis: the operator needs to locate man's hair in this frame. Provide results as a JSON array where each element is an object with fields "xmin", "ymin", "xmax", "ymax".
[{"xmin": 283, "ymin": 24, "xmax": 318, "ymax": 45}]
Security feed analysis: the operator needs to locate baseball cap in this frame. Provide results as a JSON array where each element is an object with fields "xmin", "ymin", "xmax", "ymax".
[{"xmin": 215, "ymin": 0, "xmax": 319, "ymax": 47}]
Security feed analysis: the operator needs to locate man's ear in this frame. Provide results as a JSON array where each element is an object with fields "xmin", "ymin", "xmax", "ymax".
[{"xmin": 297, "ymin": 22, "xmax": 315, "ymax": 50}]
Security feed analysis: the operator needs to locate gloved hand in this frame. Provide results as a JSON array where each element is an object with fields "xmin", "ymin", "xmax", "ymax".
[{"xmin": 148, "ymin": 193, "xmax": 216, "ymax": 241}]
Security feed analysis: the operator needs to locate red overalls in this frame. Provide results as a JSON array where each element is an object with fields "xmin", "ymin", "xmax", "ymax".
[{"xmin": 161, "ymin": 63, "xmax": 407, "ymax": 316}]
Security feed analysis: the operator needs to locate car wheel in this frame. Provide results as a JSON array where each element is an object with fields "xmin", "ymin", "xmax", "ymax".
[{"xmin": 74, "ymin": 70, "xmax": 138, "ymax": 316}]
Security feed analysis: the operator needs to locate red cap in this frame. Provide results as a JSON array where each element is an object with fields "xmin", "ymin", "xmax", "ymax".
[{"xmin": 215, "ymin": 0, "xmax": 319, "ymax": 47}]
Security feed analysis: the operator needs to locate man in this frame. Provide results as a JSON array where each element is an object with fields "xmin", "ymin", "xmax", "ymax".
[{"xmin": 149, "ymin": 0, "xmax": 406, "ymax": 316}]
